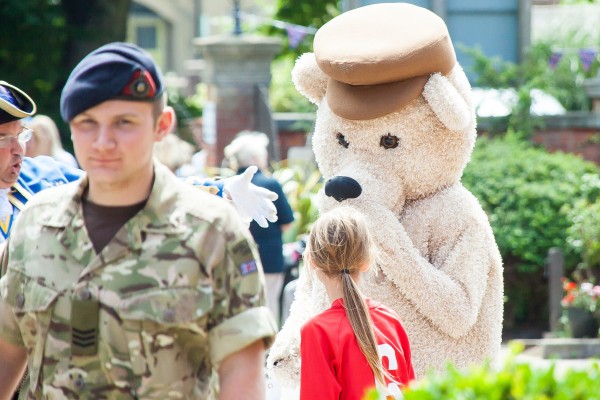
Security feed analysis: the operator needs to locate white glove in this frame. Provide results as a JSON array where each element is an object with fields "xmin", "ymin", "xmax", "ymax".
[{"xmin": 223, "ymin": 166, "xmax": 279, "ymax": 228}]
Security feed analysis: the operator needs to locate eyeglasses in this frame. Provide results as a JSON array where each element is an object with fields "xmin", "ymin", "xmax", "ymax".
[{"xmin": 0, "ymin": 127, "xmax": 33, "ymax": 148}]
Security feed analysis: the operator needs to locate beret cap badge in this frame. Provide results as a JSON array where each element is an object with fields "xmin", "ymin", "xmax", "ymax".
[{"xmin": 121, "ymin": 69, "xmax": 157, "ymax": 99}]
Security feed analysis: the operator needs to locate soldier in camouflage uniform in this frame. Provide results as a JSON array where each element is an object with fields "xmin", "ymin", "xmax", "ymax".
[{"xmin": 0, "ymin": 42, "xmax": 277, "ymax": 399}]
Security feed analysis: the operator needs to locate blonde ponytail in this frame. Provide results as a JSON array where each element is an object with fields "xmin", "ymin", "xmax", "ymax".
[
  {"xmin": 305, "ymin": 206, "xmax": 393, "ymax": 385},
  {"xmin": 341, "ymin": 271, "xmax": 391, "ymax": 385}
]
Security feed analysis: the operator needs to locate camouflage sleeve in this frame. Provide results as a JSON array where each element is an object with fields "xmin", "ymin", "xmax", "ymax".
[
  {"xmin": 0, "ymin": 242, "xmax": 24, "ymax": 347},
  {"xmin": 207, "ymin": 219, "xmax": 277, "ymax": 366}
]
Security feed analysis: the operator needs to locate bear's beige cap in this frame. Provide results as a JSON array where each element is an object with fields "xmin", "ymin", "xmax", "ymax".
[{"xmin": 314, "ymin": 3, "xmax": 456, "ymax": 120}]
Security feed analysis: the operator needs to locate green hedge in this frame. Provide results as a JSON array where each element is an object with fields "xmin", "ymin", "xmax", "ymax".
[
  {"xmin": 462, "ymin": 135, "xmax": 600, "ymax": 329},
  {"xmin": 364, "ymin": 343, "xmax": 600, "ymax": 400},
  {"xmin": 565, "ymin": 174, "xmax": 600, "ymax": 278},
  {"xmin": 463, "ymin": 134, "xmax": 600, "ymax": 274}
]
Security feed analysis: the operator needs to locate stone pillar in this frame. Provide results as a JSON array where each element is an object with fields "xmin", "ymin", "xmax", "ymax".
[
  {"xmin": 194, "ymin": 35, "xmax": 281, "ymax": 167},
  {"xmin": 546, "ymin": 247, "xmax": 564, "ymax": 333}
]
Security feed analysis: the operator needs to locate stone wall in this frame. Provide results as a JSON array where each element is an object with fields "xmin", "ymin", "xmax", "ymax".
[
  {"xmin": 195, "ymin": 35, "xmax": 281, "ymax": 166},
  {"xmin": 275, "ymin": 113, "xmax": 314, "ymax": 161},
  {"xmin": 533, "ymin": 129, "xmax": 600, "ymax": 165},
  {"xmin": 531, "ymin": 113, "xmax": 600, "ymax": 165}
]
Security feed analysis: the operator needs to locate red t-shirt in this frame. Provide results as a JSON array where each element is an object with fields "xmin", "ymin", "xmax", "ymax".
[{"xmin": 300, "ymin": 298, "xmax": 415, "ymax": 400}]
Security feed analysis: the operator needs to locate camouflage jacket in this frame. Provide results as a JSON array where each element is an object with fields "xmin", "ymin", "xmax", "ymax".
[{"xmin": 0, "ymin": 162, "xmax": 276, "ymax": 399}]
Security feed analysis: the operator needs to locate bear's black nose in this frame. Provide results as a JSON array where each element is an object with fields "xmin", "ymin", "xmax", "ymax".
[{"xmin": 325, "ymin": 176, "xmax": 362, "ymax": 202}]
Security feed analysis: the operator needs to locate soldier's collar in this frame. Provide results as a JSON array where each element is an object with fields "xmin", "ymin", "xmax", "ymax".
[
  {"xmin": 131, "ymin": 161, "xmax": 186, "ymax": 234},
  {"xmin": 40, "ymin": 164, "xmax": 184, "ymax": 234},
  {"xmin": 38, "ymin": 176, "xmax": 87, "ymax": 228}
]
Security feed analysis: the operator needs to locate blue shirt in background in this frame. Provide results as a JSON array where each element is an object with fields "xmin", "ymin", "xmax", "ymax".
[{"xmin": 239, "ymin": 168, "xmax": 295, "ymax": 274}]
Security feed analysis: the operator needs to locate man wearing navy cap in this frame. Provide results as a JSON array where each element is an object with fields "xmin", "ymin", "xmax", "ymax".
[
  {"xmin": 0, "ymin": 43, "xmax": 277, "ymax": 399},
  {"xmin": 0, "ymin": 81, "xmax": 83, "ymax": 245}
]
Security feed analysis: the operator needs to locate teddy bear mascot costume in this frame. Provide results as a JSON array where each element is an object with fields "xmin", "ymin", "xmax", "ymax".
[{"xmin": 267, "ymin": 2, "xmax": 504, "ymax": 386}]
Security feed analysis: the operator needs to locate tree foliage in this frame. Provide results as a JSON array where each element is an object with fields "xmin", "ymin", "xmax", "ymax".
[
  {"xmin": 264, "ymin": 1, "xmax": 339, "ymax": 114},
  {"xmin": 261, "ymin": 0, "xmax": 340, "ymax": 59},
  {"xmin": 0, "ymin": 0, "xmax": 67, "ymax": 126},
  {"xmin": 464, "ymin": 28, "xmax": 600, "ymax": 139},
  {"xmin": 62, "ymin": 0, "xmax": 132, "ymax": 71},
  {"xmin": 263, "ymin": 0, "xmax": 340, "ymax": 59},
  {"xmin": 0, "ymin": 0, "xmax": 131, "ymax": 149}
]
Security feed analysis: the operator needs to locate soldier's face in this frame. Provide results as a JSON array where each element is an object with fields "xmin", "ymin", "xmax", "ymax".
[
  {"xmin": 69, "ymin": 100, "xmax": 171, "ymax": 194},
  {"xmin": 0, "ymin": 120, "xmax": 26, "ymax": 189}
]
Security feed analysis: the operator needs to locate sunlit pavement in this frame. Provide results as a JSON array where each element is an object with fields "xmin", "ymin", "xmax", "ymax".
[{"xmin": 508, "ymin": 339, "xmax": 600, "ymax": 375}]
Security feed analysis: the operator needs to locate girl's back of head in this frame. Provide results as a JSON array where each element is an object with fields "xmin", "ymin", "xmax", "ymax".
[
  {"xmin": 305, "ymin": 206, "xmax": 393, "ymax": 385},
  {"xmin": 305, "ymin": 206, "xmax": 374, "ymax": 277}
]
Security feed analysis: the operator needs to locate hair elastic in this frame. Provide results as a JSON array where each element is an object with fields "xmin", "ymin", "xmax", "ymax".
[{"xmin": 341, "ymin": 269, "xmax": 350, "ymax": 275}]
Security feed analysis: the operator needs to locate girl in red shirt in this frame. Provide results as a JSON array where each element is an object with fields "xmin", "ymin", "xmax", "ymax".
[{"xmin": 300, "ymin": 206, "xmax": 415, "ymax": 400}]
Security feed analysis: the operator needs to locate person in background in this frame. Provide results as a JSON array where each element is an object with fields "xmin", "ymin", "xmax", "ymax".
[
  {"xmin": 300, "ymin": 206, "xmax": 415, "ymax": 400},
  {"xmin": 225, "ymin": 131, "xmax": 295, "ymax": 325},
  {"xmin": 176, "ymin": 148, "xmax": 208, "ymax": 179},
  {"xmin": 26, "ymin": 114, "xmax": 79, "ymax": 167},
  {"xmin": 0, "ymin": 81, "xmax": 83, "ymax": 248},
  {"xmin": 153, "ymin": 131, "xmax": 195, "ymax": 173},
  {"xmin": 0, "ymin": 42, "xmax": 277, "ymax": 399}
]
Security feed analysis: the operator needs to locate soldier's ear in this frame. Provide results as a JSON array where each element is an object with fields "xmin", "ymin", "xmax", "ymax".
[
  {"xmin": 155, "ymin": 106, "xmax": 175, "ymax": 141},
  {"xmin": 292, "ymin": 53, "xmax": 328, "ymax": 104}
]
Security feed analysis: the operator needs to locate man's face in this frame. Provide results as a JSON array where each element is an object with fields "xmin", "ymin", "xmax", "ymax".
[
  {"xmin": 70, "ymin": 100, "xmax": 167, "ymax": 191},
  {"xmin": 0, "ymin": 120, "xmax": 26, "ymax": 189}
]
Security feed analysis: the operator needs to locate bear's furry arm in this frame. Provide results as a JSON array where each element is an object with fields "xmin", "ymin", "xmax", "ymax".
[
  {"xmin": 357, "ymin": 185, "xmax": 501, "ymax": 339},
  {"xmin": 266, "ymin": 267, "xmax": 329, "ymax": 387}
]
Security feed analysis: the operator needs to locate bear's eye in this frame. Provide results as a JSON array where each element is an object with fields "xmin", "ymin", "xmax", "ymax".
[
  {"xmin": 380, "ymin": 133, "xmax": 399, "ymax": 149},
  {"xmin": 336, "ymin": 132, "xmax": 349, "ymax": 148}
]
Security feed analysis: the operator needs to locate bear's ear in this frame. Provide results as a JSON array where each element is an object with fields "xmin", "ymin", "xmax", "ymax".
[
  {"xmin": 422, "ymin": 64, "xmax": 474, "ymax": 132},
  {"xmin": 446, "ymin": 64, "xmax": 473, "ymax": 109},
  {"xmin": 292, "ymin": 53, "xmax": 328, "ymax": 104}
]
